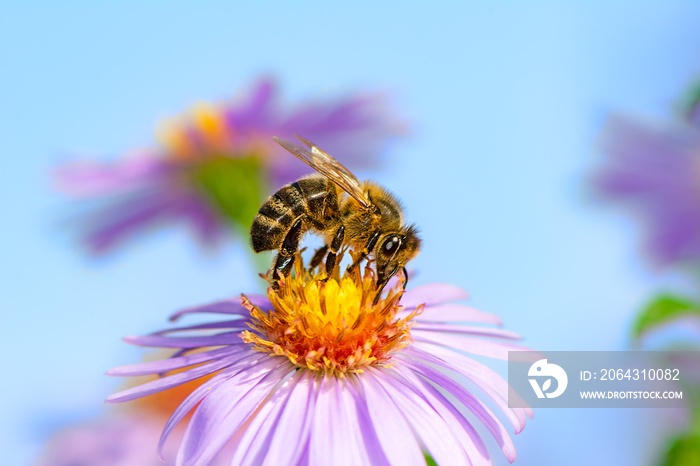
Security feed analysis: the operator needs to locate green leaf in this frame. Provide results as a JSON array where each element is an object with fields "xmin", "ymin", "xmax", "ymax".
[
  {"xmin": 680, "ymin": 79, "xmax": 700, "ymax": 119},
  {"xmin": 631, "ymin": 294, "xmax": 700, "ymax": 339},
  {"xmin": 663, "ymin": 434, "xmax": 700, "ymax": 466},
  {"xmin": 190, "ymin": 155, "xmax": 268, "ymax": 233},
  {"xmin": 424, "ymin": 453, "xmax": 438, "ymax": 466}
]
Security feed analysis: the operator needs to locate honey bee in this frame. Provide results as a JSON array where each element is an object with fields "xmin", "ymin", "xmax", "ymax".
[{"xmin": 250, "ymin": 136, "xmax": 421, "ymax": 292}]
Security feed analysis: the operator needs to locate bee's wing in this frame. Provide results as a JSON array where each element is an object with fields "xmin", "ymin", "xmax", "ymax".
[{"xmin": 273, "ymin": 136, "xmax": 371, "ymax": 208}]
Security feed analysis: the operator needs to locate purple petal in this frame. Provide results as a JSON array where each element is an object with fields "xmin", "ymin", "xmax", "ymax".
[
  {"xmin": 35, "ymin": 413, "xmax": 171, "ymax": 466},
  {"xmin": 123, "ymin": 331, "xmax": 245, "ymax": 348},
  {"xmin": 308, "ymin": 376, "xmax": 339, "ymax": 465},
  {"xmin": 366, "ymin": 368, "xmax": 471, "ymax": 466},
  {"xmin": 83, "ymin": 188, "xmax": 227, "ymax": 254},
  {"xmin": 401, "ymin": 283, "xmax": 469, "ymax": 309},
  {"xmin": 309, "ymin": 375, "xmax": 371, "ymax": 466},
  {"xmin": 265, "ymin": 92, "xmax": 405, "ymax": 187},
  {"xmin": 54, "ymin": 155, "xmax": 171, "ymax": 197},
  {"xmin": 152, "ymin": 319, "xmax": 250, "ymax": 336},
  {"xmin": 157, "ymin": 366, "xmax": 244, "ymax": 460},
  {"xmin": 600, "ymin": 116, "xmax": 700, "ymax": 175},
  {"xmin": 396, "ymin": 358, "xmax": 517, "ymax": 463},
  {"xmin": 107, "ymin": 346, "xmax": 244, "ymax": 376},
  {"xmin": 229, "ymin": 369, "xmax": 305, "ymax": 466},
  {"xmin": 409, "ymin": 303, "xmax": 502, "ymax": 325},
  {"xmin": 273, "ymin": 92, "xmax": 406, "ymax": 175},
  {"xmin": 414, "ymin": 343, "xmax": 534, "ymax": 424},
  {"xmin": 169, "ymin": 295, "xmax": 269, "ymax": 322},
  {"xmin": 413, "ymin": 330, "xmax": 532, "ymax": 360},
  {"xmin": 225, "ymin": 78, "xmax": 277, "ymax": 131},
  {"xmin": 356, "ymin": 370, "xmax": 426, "ymax": 466},
  {"xmin": 414, "ymin": 322, "xmax": 521, "ymax": 339},
  {"xmin": 296, "ymin": 442, "xmax": 311, "ymax": 465},
  {"xmin": 106, "ymin": 352, "xmax": 246, "ymax": 403},
  {"xmin": 335, "ymin": 377, "xmax": 378, "ymax": 465},
  {"xmin": 177, "ymin": 360, "xmax": 294, "ymax": 466},
  {"xmin": 389, "ymin": 364, "xmax": 491, "ymax": 466},
  {"xmin": 264, "ymin": 370, "xmax": 318, "ymax": 465},
  {"xmin": 594, "ymin": 114, "xmax": 700, "ymax": 265},
  {"xmin": 81, "ymin": 189, "xmax": 182, "ymax": 253},
  {"xmin": 344, "ymin": 376, "xmax": 391, "ymax": 466},
  {"xmin": 403, "ymin": 344, "xmax": 531, "ymax": 432},
  {"xmin": 157, "ymin": 351, "xmax": 269, "ymax": 458}
]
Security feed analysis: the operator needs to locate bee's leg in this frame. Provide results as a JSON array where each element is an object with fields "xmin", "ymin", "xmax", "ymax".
[
  {"xmin": 324, "ymin": 226, "xmax": 345, "ymax": 276},
  {"xmin": 401, "ymin": 266, "xmax": 409, "ymax": 290},
  {"xmin": 272, "ymin": 254, "xmax": 294, "ymax": 281},
  {"xmin": 272, "ymin": 217, "xmax": 305, "ymax": 281},
  {"xmin": 309, "ymin": 245, "xmax": 329, "ymax": 269},
  {"xmin": 347, "ymin": 230, "xmax": 380, "ymax": 273}
]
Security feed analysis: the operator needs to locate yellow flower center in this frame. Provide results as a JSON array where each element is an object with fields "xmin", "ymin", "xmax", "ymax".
[
  {"xmin": 157, "ymin": 103, "xmax": 232, "ymax": 160},
  {"xmin": 241, "ymin": 264, "xmax": 422, "ymax": 376}
]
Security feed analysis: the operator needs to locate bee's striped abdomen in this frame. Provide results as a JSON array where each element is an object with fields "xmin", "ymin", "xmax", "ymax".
[{"xmin": 250, "ymin": 177, "xmax": 338, "ymax": 253}]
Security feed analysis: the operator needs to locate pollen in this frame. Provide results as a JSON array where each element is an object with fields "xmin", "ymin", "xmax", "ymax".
[{"xmin": 241, "ymin": 261, "xmax": 423, "ymax": 376}]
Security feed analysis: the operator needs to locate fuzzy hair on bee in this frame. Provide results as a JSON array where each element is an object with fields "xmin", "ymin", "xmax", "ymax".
[{"xmin": 250, "ymin": 136, "xmax": 421, "ymax": 292}]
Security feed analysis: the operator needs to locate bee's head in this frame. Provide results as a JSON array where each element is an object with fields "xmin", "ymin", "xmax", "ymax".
[{"xmin": 375, "ymin": 224, "xmax": 421, "ymax": 287}]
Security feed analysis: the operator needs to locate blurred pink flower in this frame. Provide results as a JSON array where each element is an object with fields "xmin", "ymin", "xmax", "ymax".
[
  {"xmin": 55, "ymin": 78, "xmax": 406, "ymax": 255},
  {"xmin": 35, "ymin": 413, "xmax": 232, "ymax": 466},
  {"xmin": 36, "ymin": 414, "xmax": 174, "ymax": 466},
  {"xmin": 593, "ymin": 111, "xmax": 700, "ymax": 266}
]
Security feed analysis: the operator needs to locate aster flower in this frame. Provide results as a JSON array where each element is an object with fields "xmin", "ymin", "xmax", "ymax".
[
  {"xmin": 593, "ymin": 111, "xmax": 700, "ymax": 267},
  {"xmin": 55, "ymin": 78, "xmax": 406, "ymax": 254},
  {"xmin": 107, "ymin": 257, "xmax": 533, "ymax": 465}
]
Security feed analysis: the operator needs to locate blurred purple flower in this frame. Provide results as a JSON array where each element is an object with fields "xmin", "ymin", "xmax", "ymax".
[
  {"xmin": 107, "ymin": 266, "xmax": 532, "ymax": 465},
  {"xmin": 55, "ymin": 78, "xmax": 406, "ymax": 255},
  {"xmin": 593, "ymin": 112, "xmax": 700, "ymax": 266},
  {"xmin": 36, "ymin": 414, "xmax": 173, "ymax": 466},
  {"xmin": 35, "ymin": 414, "xmax": 230, "ymax": 466}
]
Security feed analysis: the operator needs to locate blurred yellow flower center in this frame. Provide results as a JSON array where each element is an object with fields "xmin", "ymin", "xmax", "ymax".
[
  {"xmin": 156, "ymin": 103, "xmax": 270, "ymax": 165},
  {"xmin": 157, "ymin": 103, "xmax": 231, "ymax": 160},
  {"xmin": 241, "ymin": 266, "xmax": 422, "ymax": 375}
]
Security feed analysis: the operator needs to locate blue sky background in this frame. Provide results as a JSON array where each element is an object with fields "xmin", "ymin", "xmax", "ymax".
[{"xmin": 2, "ymin": 2, "xmax": 700, "ymax": 465}]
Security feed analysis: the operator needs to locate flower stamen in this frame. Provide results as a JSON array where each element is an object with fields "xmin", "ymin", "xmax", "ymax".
[{"xmin": 241, "ymin": 255, "xmax": 423, "ymax": 376}]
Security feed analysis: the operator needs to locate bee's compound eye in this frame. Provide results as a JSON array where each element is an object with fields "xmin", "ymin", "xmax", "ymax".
[{"xmin": 382, "ymin": 236, "xmax": 401, "ymax": 256}]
